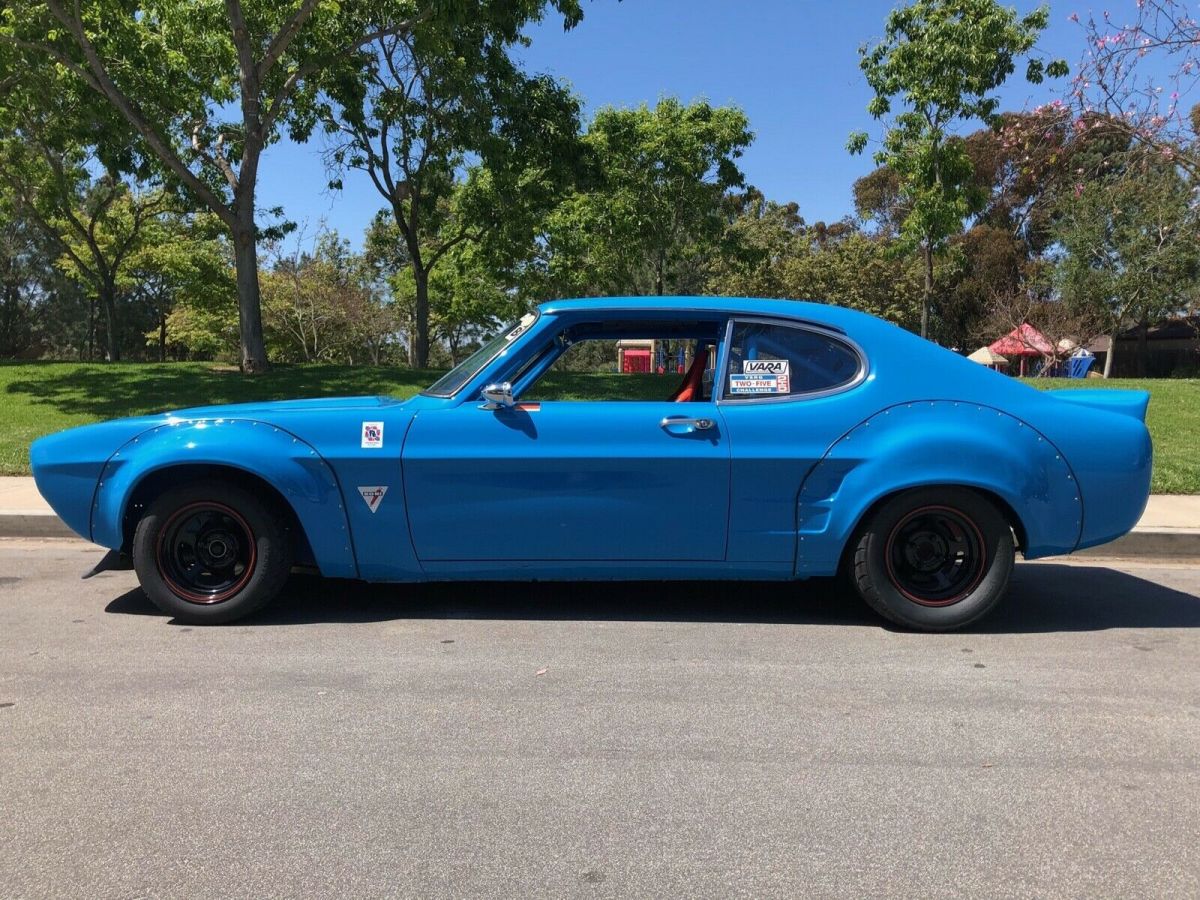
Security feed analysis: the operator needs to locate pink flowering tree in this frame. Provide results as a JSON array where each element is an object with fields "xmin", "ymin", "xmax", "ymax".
[{"xmin": 1071, "ymin": 1, "xmax": 1200, "ymax": 176}]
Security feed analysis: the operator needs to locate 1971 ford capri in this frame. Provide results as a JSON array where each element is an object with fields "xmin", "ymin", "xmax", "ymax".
[{"xmin": 31, "ymin": 297, "xmax": 1152, "ymax": 630}]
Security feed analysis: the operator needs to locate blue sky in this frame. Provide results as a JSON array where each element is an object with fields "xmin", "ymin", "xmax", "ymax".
[{"xmin": 257, "ymin": 0, "xmax": 1091, "ymax": 248}]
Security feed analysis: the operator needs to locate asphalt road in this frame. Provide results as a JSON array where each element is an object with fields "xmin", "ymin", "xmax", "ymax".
[{"xmin": 1, "ymin": 539, "xmax": 1198, "ymax": 899}]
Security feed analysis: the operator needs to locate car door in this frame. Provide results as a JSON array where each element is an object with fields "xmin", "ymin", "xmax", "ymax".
[
  {"xmin": 402, "ymin": 342, "xmax": 731, "ymax": 563},
  {"xmin": 716, "ymin": 318, "xmax": 873, "ymax": 570}
]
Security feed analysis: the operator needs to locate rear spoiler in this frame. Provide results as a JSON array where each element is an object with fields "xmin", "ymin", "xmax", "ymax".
[{"xmin": 1044, "ymin": 388, "xmax": 1150, "ymax": 422}]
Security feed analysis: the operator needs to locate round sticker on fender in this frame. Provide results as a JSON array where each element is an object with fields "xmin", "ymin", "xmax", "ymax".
[{"xmin": 361, "ymin": 421, "xmax": 384, "ymax": 448}]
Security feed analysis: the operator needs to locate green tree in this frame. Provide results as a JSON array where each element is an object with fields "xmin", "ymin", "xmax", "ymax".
[
  {"xmin": 422, "ymin": 240, "xmax": 522, "ymax": 365},
  {"xmin": 782, "ymin": 230, "xmax": 925, "ymax": 331},
  {"xmin": 1, "ymin": 0, "xmax": 430, "ymax": 372},
  {"xmin": 260, "ymin": 230, "xmax": 401, "ymax": 364},
  {"xmin": 128, "ymin": 211, "xmax": 235, "ymax": 361},
  {"xmin": 1053, "ymin": 149, "xmax": 1200, "ymax": 377},
  {"xmin": 704, "ymin": 188, "xmax": 805, "ymax": 298},
  {"xmin": 531, "ymin": 98, "xmax": 752, "ymax": 300},
  {"xmin": 848, "ymin": 0, "xmax": 1066, "ymax": 340},
  {"xmin": 0, "ymin": 204, "xmax": 46, "ymax": 358},
  {"xmin": 0, "ymin": 123, "xmax": 173, "ymax": 360},
  {"xmin": 316, "ymin": 2, "xmax": 586, "ymax": 366}
]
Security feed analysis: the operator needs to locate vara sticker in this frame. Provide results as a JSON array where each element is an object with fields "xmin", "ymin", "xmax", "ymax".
[
  {"xmin": 743, "ymin": 359, "xmax": 789, "ymax": 377},
  {"xmin": 731, "ymin": 360, "xmax": 790, "ymax": 394},
  {"xmin": 358, "ymin": 485, "xmax": 388, "ymax": 513},
  {"xmin": 361, "ymin": 421, "xmax": 384, "ymax": 448}
]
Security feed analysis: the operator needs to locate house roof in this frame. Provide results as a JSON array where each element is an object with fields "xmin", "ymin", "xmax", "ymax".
[{"xmin": 1118, "ymin": 315, "xmax": 1200, "ymax": 341}]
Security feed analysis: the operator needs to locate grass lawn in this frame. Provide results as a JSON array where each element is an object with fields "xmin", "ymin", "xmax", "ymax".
[
  {"xmin": 2, "ymin": 362, "xmax": 1195, "ymax": 493},
  {"xmin": 0, "ymin": 362, "xmax": 441, "ymax": 477}
]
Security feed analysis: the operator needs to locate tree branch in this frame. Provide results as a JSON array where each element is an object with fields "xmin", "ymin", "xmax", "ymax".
[
  {"xmin": 41, "ymin": 0, "xmax": 236, "ymax": 229},
  {"xmin": 257, "ymin": 0, "xmax": 323, "ymax": 83}
]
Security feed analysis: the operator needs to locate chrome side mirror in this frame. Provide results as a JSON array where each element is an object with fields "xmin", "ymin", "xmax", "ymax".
[{"xmin": 479, "ymin": 382, "xmax": 515, "ymax": 410}]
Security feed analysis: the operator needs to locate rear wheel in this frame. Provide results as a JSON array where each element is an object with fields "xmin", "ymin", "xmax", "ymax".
[
  {"xmin": 851, "ymin": 488, "xmax": 1014, "ymax": 631},
  {"xmin": 132, "ymin": 481, "xmax": 293, "ymax": 624}
]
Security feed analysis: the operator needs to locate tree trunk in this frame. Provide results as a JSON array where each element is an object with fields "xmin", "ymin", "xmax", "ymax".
[
  {"xmin": 411, "ymin": 264, "xmax": 431, "ymax": 368},
  {"xmin": 100, "ymin": 282, "xmax": 120, "ymax": 361},
  {"xmin": 159, "ymin": 309, "xmax": 167, "ymax": 362},
  {"xmin": 1103, "ymin": 333, "xmax": 1117, "ymax": 378},
  {"xmin": 1136, "ymin": 318, "xmax": 1149, "ymax": 377},
  {"xmin": 656, "ymin": 253, "xmax": 665, "ymax": 296},
  {"xmin": 87, "ymin": 296, "xmax": 95, "ymax": 361},
  {"xmin": 921, "ymin": 241, "xmax": 933, "ymax": 341},
  {"xmin": 232, "ymin": 197, "xmax": 269, "ymax": 374}
]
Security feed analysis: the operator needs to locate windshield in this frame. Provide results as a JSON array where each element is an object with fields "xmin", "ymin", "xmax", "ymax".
[{"xmin": 422, "ymin": 312, "xmax": 539, "ymax": 398}]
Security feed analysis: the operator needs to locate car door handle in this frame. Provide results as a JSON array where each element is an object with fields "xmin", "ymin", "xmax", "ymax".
[{"xmin": 660, "ymin": 416, "xmax": 715, "ymax": 434}]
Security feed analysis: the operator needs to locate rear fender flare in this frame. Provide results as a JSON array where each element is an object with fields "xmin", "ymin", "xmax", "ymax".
[
  {"xmin": 795, "ymin": 401, "xmax": 1083, "ymax": 575},
  {"xmin": 91, "ymin": 419, "xmax": 358, "ymax": 578}
]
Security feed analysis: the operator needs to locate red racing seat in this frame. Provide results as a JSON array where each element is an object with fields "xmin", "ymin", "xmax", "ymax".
[{"xmin": 670, "ymin": 345, "xmax": 710, "ymax": 402}]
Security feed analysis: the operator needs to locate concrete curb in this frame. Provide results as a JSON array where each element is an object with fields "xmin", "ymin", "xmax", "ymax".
[
  {"xmin": 2, "ymin": 511, "xmax": 1197, "ymax": 561},
  {"xmin": 1073, "ymin": 529, "xmax": 1200, "ymax": 560},
  {"xmin": 0, "ymin": 512, "xmax": 76, "ymax": 539}
]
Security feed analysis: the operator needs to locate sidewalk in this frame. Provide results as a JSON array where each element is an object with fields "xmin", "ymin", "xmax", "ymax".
[{"xmin": 3, "ymin": 475, "xmax": 1197, "ymax": 558}]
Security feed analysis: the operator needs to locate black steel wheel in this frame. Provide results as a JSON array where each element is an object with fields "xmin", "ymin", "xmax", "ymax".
[
  {"xmin": 883, "ymin": 505, "xmax": 987, "ymax": 607},
  {"xmin": 851, "ymin": 488, "xmax": 1014, "ymax": 631},
  {"xmin": 156, "ymin": 501, "xmax": 256, "ymax": 604},
  {"xmin": 133, "ymin": 480, "xmax": 293, "ymax": 624}
]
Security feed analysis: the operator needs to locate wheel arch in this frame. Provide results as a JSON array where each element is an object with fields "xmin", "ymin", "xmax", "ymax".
[
  {"xmin": 835, "ymin": 484, "xmax": 1028, "ymax": 577},
  {"xmin": 796, "ymin": 400, "xmax": 1082, "ymax": 577},
  {"xmin": 91, "ymin": 419, "xmax": 358, "ymax": 579},
  {"xmin": 121, "ymin": 464, "xmax": 317, "ymax": 567}
]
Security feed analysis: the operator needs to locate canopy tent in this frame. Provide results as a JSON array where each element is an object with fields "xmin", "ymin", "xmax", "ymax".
[
  {"xmin": 967, "ymin": 346, "xmax": 1009, "ymax": 368},
  {"xmin": 989, "ymin": 323, "xmax": 1054, "ymax": 357},
  {"xmin": 989, "ymin": 323, "xmax": 1055, "ymax": 376}
]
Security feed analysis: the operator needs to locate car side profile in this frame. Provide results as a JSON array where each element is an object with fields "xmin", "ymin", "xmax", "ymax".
[{"xmin": 30, "ymin": 297, "xmax": 1153, "ymax": 630}]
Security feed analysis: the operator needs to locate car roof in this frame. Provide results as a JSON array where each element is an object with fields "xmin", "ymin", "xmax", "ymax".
[{"xmin": 537, "ymin": 296, "xmax": 866, "ymax": 331}]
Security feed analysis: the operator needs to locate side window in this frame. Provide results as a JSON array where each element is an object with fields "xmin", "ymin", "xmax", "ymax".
[
  {"xmin": 724, "ymin": 321, "xmax": 861, "ymax": 400},
  {"xmin": 526, "ymin": 339, "xmax": 659, "ymax": 402},
  {"xmin": 522, "ymin": 331, "xmax": 718, "ymax": 402}
]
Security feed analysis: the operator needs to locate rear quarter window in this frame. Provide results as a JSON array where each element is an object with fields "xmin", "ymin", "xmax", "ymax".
[{"xmin": 725, "ymin": 321, "xmax": 862, "ymax": 400}]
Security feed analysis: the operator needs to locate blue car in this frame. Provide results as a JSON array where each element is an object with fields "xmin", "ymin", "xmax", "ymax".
[{"xmin": 30, "ymin": 297, "xmax": 1152, "ymax": 630}]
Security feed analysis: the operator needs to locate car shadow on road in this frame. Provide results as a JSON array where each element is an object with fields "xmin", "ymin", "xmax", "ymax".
[{"xmin": 103, "ymin": 561, "xmax": 1200, "ymax": 633}]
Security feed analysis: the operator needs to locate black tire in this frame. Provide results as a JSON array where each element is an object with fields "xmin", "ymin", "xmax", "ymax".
[
  {"xmin": 132, "ymin": 480, "xmax": 293, "ymax": 624},
  {"xmin": 850, "ymin": 487, "xmax": 1014, "ymax": 632}
]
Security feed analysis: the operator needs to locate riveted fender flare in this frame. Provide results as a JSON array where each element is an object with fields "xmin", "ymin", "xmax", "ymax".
[
  {"xmin": 795, "ymin": 401, "xmax": 1083, "ymax": 576},
  {"xmin": 90, "ymin": 418, "xmax": 358, "ymax": 579}
]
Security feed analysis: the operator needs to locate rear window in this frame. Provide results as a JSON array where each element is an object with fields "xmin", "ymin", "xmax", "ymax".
[{"xmin": 724, "ymin": 321, "xmax": 861, "ymax": 399}]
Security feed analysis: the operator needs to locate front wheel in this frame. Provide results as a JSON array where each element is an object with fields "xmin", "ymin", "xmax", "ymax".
[
  {"xmin": 850, "ymin": 488, "xmax": 1014, "ymax": 631},
  {"xmin": 132, "ymin": 481, "xmax": 293, "ymax": 624}
]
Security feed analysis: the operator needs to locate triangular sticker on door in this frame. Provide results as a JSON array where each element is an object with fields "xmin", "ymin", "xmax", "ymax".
[{"xmin": 357, "ymin": 485, "xmax": 388, "ymax": 513}]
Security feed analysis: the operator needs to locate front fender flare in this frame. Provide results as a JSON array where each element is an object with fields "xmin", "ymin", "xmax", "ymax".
[
  {"xmin": 795, "ymin": 401, "xmax": 1083, "ymax": 576},
  {"xmin": 90, "ymin": 418, "xmax": 358, "ymax": 579}
]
